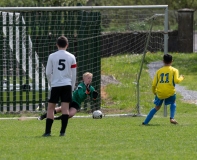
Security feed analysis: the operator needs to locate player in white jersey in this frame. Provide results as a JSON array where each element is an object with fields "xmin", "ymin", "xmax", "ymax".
[{"xmin": 43, "ymin": 36, "xmax": 77, "ymax": 137}]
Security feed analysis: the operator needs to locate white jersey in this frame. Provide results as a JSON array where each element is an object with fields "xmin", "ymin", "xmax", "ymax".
[{"xmin": 46, "ymin": 50, "xmax": 77, "ymax": 90}]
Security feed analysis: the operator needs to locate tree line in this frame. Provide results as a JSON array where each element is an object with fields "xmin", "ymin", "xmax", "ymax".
[{"xmin": 0, "ymin": 0, "xmax": 196, "ymax": 10}]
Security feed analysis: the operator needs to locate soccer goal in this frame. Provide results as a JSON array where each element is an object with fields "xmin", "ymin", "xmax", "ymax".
[{"xmin": 0, "ymin": 6, "xmax": 168, "ymax": 115}]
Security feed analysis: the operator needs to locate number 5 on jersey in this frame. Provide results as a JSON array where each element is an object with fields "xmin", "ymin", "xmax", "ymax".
[{"xmin": 58, "ymin": 59, "xmax": 66, "ymax": 71}]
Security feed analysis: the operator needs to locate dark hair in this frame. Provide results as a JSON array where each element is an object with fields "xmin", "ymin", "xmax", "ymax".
[
  {"xmin": 163, "ymin": 54, "xmax": 172, "ymax": 64},
  {"xmin": 57, "ymin": 36, "xmax": 68, "ymax": 48}
]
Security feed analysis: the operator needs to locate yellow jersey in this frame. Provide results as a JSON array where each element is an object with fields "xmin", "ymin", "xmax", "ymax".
[{"xmin": 152, "ymin": 66, "xmax": 184, "ymax": 99}]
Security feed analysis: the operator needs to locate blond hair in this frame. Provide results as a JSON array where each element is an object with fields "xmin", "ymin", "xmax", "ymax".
[{"xmin": 83, "ymin": 72, "xmax": 93, "ymax": 79}]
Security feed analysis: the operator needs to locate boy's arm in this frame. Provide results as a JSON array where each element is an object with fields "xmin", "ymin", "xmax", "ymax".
[
  {"xmin": 71, "ymin": 58, "xmax": 77, "ymax": 91},
  {"xmin": 71, "ymin": 68, "xmax": 76, "ymax": 91},
  {"xmin": 76, "ymin": 85, "xmax": 88, "ymax": 100},
  {"xmin": 76, "ymin": 85, "xmax": 98, "ymax": 102},
  {"xmin": 152, "ymin": 73, "xmax": 158, "ymax": 95},
  {"xmin": 46, "ymin": 55, "xmax": 52, "ymax": 87},
  {"xmin": 174, "ymin": 69, "xmax": 184, "ymax": 84},
  {"xmin": 89, "ymin": 86, "xmax": 98, "ymax": 100},
  {"xmin": 92, "ymin": 90, "xmax": 99, "ymax": 100}
]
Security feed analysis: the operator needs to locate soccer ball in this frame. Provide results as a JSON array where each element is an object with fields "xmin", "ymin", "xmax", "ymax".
[{"xmin": 92, "ymin": 110, "xmax": 103, "ymax": 119}]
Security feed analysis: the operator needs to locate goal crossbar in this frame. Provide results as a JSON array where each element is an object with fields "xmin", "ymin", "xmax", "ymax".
[{"xmin": 0, "ymin": 5, "xmax": 168, "ymax": 11}]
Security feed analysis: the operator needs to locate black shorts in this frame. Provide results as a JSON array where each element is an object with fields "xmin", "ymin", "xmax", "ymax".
[
  {"xmin": 48, "ymin": 85, "xmax": 72, "ymax": 103},
  {"xmin": 69, "ymin": 101, "xmax": 80, "ymax": 110}
]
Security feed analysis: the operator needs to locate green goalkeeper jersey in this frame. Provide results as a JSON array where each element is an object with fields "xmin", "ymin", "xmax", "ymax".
[{"xmin": 72, "ymin": 82, "xmax": 95, "ymax": 107}]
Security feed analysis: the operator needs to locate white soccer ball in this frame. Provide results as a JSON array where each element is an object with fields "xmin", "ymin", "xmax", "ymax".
[{"xmin": 92, "ymin": 110, "xmax": 103, "ymax": 119}]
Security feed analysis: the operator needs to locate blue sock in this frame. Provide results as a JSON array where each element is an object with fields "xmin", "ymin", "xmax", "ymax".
[
  {"xmin": 143, "ymin": 108, "xmax": 157, "ymax": 124},
  {"xmin": 170, "ymin": 103, "xmax": 176, "ymax": 119}
]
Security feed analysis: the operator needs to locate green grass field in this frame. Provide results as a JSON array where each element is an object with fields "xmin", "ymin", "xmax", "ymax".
[
  {"xmin": 101, "ymin": 52, "xmax": 197, "ymax": 114},
  {"xmin": 1, "ymin": 115, "xmax": 197, "ymax": 160},
  {"xmin": 1, "ymin": 53, "xmax": 197, "ymax": 159}
]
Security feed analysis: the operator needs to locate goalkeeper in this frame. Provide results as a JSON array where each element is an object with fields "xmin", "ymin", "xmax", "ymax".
[{"xmin": 38, "ymin": 72, "xmax": 98, "ymax": 120}]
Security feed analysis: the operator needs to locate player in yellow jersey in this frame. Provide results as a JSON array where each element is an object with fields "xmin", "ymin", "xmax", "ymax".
[{"xmin": 142, "ymin": 54, "xmax": 184, "ymax": 125}]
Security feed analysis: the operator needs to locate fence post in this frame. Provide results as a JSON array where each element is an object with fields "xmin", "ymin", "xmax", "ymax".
[
  {"xmin": 13, "ymin": 12, "xmax": 17, "ymax": 111},
  {"xmin": 5, "ymin": 13, "xmax": 10, "ymax": 110},
  {"xmin": 25, "ymin": 12, "xmax": 30, "ymax": 111},
  {"xmin": 31, "ymin": 11, "xmax": 36, "ymax": 110},
  {"xmin": 178, "ymin": 8, "xmax": 194, "ymax": 53},
  {"xmin": 0, "ymin": 12, "xmax": 3, "ymax": 111},
  {"xmin": 38, "ymin": 12, "xmax": 43, "ymax": 110},
  {"xmin": 19, "ymin": 12, "xmax": 23, "ymax": 111},
  {"xmin": 44, "ymin": 11, "xmax": 50, "ymax": 110},
  {"xmin": 77, "ymin": 10, "xmax": 84, "ymax": 86},
  {"xmin": 91, "ymin": 12, "xmax": 101, "ymax": 110}
]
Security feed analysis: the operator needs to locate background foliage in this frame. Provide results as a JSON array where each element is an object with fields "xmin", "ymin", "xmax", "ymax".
[
  {"xmin": 88, "ymin": 0, "xmax": 197, "ymax": 10},
  {"xmin": 0, "ymin": 0, "xmax": 197, "ymax": 10}
]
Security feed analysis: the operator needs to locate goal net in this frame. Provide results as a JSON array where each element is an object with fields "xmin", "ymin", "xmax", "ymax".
[
  {"xmin": 0, "ymin": 6, "xmax": 168, "ymax": 115},
  {"xmin": 100, "ymin": 9, "xmax": 167, "ymax": 116}
]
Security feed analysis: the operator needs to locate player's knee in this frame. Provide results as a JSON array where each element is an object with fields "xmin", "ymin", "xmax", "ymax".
[
  {"xmin": 69, "ymin": 115, "xmax": 74, "ymax": 118},
  {"xmin": 56, "ymin": 107, "xmax": 62, "ymax": 113},
  {"xmin": 155, "ymin": 106, "xmax": 161, "ymax": 111},
  {"xmin": 171, "ymin": 103, "xmax": 176, "ymax": 107}
]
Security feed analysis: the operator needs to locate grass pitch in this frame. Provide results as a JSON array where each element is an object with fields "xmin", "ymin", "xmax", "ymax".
[
  {"xmin": 1, "ymin": 53, "xmax": 197, "ymax": 159},
  {"xmin": 1, "ymin": 114, "xmax": 197, "ymax": 160}
]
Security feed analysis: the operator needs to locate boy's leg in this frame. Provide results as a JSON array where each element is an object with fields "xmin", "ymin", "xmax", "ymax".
[
  {"xmin": 69, "ymin": 107, "xmax": 77, "ymax": 118},
  {"xmin": 165, "ymin": 95, "xmax": 177, "ymax": 124},
  {"xmin": 55, "ymin": 106, "xmax": 62, "ymax": 113},
  {"xmin": 170, "ymin": 103, "xmax": 176, "ymax": 119},
  {"xmin": 59, "ymin": 102, "xmax": 69, "ymax": 136},
  {"xmin": 54, "ymin": 106, "xmax": 77, "ymax": 120},
  {"xmin": 143, "ymin": 96, "xmax": 163, "ymax": 125},
  {"xmin": 143, "ymin": 107, "xmax": 159, "ymax": 125},
  {"xmin": 54, "ymin": 115, "xmax": 62, "ymax": 120},
  {"xmin": 43, "ymin": 102, "xmax": 56, "ymax": 136},
  {"xmin": 38, "ymin": 107, "xmax": 59, "ymax": 120},
  {"xmin": 170, "ymin": 103, "xmax": 178, "ymax": 124},
  {"xmin": 43, "ymin": 118, "xmax": 53, "ymax": 136},
  {"xmin": 59, "ymin": 114, "xmax": 69, "ymax": 136}
]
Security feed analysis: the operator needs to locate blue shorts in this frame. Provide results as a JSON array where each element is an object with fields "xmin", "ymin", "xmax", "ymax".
[{"xmin": 154, "ymin": 94, "xmax": 176, "ymax": 106}]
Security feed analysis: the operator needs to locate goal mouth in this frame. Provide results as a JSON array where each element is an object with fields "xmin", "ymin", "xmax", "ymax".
[{"xmin": 0, "ymin": 6, "xmax": 168, "ymax": 115}]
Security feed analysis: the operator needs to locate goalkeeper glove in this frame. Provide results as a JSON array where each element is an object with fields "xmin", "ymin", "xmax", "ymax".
[{"xmin": 92, "ymin": 90, "xmax": 98, "ymax": 100}]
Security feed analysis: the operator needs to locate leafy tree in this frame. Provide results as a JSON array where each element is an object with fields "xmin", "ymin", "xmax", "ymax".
[
  {"xmin": 86, "ymin": 0, "xmax": 197, "ymax": 10},
  {"xmin": 1, "ymin": 0, "xmax": 197, "ymax": 9},
  {"xmin": 0, "ymin": 0, "xmax": 87, "ymax": 7}
]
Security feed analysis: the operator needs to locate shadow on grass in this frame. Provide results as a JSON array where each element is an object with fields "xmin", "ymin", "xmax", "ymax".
[{"xmin": 141, "ymin": 124, "xmax": 161, "ymax": 126}]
